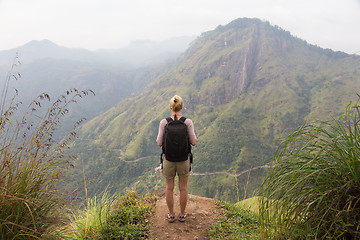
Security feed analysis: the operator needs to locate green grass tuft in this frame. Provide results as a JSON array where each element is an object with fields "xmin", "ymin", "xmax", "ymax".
[
  {"xmin": 65, "ymin": 191, "xmax": 156, "ymax": 239},
  {"xmin": 208, "ymin": 201, "xmax": 260, "ymax": 239}
]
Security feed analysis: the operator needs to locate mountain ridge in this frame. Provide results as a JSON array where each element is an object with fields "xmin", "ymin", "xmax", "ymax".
[
  {"xmin": 0, "ymin": 36, "xmax": 196, "ymax": 68},
  {"xmin": 67, "ymin": 17, "xmax": 360, "ymax": 202}
]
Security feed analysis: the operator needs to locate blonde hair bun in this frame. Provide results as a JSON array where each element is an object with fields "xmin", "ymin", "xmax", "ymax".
[{"xmin": 170, "ymin": 95, "xmax": 183, "ymax": 112}]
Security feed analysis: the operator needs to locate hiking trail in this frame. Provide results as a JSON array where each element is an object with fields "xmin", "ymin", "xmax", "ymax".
[{"xmin": 149, "ymin": 190, "xmax": 220, "ymax": 240}]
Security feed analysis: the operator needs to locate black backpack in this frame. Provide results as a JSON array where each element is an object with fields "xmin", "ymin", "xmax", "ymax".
[{"xmin": 161, "ymin": 116, "xmax": 192, "ymax": 162}]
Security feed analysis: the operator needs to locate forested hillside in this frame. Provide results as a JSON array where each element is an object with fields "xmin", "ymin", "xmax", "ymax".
[{"xmin": 67, "ymin": 18, "xmax": 360, "ymax": 202}]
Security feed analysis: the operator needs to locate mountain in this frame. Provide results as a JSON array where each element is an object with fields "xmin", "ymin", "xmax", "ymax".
[
  {"xmin": 0, "ymin": 39, "xmax": 97, "ymax": 66},
  {"xmin": 0, "ymin": 38, "xmax": 194, "ymax": 135},
  {"xmin": 67, "ymin": 18, "xmax": 360, "ymax": 202}
]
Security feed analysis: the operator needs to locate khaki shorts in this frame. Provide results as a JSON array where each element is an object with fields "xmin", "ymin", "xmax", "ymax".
[{"xmin": 162, "ymin": 155, "xmax": 191, "ymax": 179}]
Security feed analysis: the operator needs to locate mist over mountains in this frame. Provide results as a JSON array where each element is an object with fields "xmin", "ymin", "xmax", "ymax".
[
  {"xmin": 0, "ymin": 36, "xmax": 196, "ymax": 68},
  {"xmin": 0, "ymin": 36, "xmax": 196, "ymax": 131},
  {"xmin": 96, "ymin": 36, "xmax": 197, "ymax": 68}
]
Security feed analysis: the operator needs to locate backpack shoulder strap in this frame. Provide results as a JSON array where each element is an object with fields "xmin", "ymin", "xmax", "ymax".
[
  {"xmin": 179, "ymin": 117, "xmax": 186, "ymax": 122},
  {"xmin": 166, "ymin": 117, "xmax": 173, "ymax": 123}
]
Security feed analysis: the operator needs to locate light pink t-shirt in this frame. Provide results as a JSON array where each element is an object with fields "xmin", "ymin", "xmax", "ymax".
[{"xmin": 156, "ymin": 118, "xmax": 197, "ymax": 146}]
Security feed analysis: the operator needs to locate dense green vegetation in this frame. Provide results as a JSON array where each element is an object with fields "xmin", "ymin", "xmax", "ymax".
[
  {"xmin": 68, "ymin": 18, "xmax": 360, "ymax": 203},
  {"xmin": 259, "ymin": 96, "xmax": 360, "ymax": 239}
]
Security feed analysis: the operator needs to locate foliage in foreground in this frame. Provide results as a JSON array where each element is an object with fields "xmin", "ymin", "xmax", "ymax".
[
  {"xmin": 65, "ymin": 191, "xmax": 156, "ymax": 240},
  {"xmin": 208, "ymin": 201, "xmax": 260, "ymax": 239},
  {"xmin": 0, "ymin": 55, "xmax": 94, "ymax": 239},
  {"xmin": 259, "ymin": 96, "xmax": 360, "ymax": 239}
]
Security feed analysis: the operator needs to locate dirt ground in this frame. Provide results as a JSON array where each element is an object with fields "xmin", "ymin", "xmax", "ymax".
[{"xmin": 148, "ymin": 190, "xmax": 220, "ymax": 240}]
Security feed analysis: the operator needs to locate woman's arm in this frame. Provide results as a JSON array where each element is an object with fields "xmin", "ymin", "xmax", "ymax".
[
  {"xmin": 156, "ymin": 119, "xmax": 166, "ymax": 146},
  {"xmin": 185, "ymin": 119, "xmax": 197, "ymax": 146}
]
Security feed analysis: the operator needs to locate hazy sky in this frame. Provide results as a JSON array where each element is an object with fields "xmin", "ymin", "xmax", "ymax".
[{"xmin": 0, "ymin": 0, "xmax": 359, "ymax": 54}]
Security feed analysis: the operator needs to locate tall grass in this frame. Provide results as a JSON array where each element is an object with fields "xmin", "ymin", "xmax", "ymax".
[
  {"xmin": 65, "ymin": 191, "xmax": 156, "ymax": 239},
  {"xmin": 259, "ymin": 95, "xmax": 360, "ymax": 239},
  {"xmin": 0, "ymin": 54, "xmax": 94, "ymax": 239},
  {"xmin": 65, "ymin": 192, "xmax": 113, "ymax": 239}
]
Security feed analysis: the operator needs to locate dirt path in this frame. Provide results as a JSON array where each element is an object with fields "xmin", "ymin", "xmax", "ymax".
[{"xmin": 149, "ymin": 190, "xmax": 220, "ymax": 240}]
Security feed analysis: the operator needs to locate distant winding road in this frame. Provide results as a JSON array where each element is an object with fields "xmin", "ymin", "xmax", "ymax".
[{"xmin": 191, "ymin": 164, "xmax": 269, "ymax": 177}]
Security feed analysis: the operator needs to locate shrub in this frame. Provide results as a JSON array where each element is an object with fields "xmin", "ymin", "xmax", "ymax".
[{"xmin": 259, "ymin": 95, "xmax": 360, "ymax": 239}]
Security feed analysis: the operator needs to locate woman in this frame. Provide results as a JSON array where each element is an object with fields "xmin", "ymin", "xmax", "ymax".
[{"xmin": 156, "ymin": 95, "xmax": 197, "ymax": 223}]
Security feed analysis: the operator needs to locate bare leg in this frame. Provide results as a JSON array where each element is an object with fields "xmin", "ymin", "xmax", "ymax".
[
  {"xmin": 178, "ymin": 176, "xmax": 189, "ymax": 215},
  {"xmin": 165, "ymin": 177, "xmax": 175, "ymax": 216}
]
